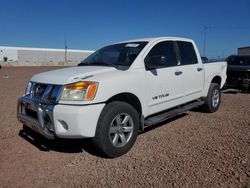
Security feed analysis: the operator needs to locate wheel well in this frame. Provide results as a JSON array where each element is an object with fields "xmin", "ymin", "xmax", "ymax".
[
  {"xmin": 106, "ymin": 93, "xmax": 142, "ymax": 114},
  {"xmin": 211, "ymin": 76, "xmax": 221, "ymax": 86}
]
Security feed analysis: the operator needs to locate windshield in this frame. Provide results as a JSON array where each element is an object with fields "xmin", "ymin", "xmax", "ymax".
[{"xmin": 78, "ymin": 42, "xmax": 148, "ymax": 67}]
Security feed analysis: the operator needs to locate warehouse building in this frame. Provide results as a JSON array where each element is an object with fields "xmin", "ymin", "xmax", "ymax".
[
  {"xmin": 238, "ymin": 46, "xmax": 250, "ymax": 56},
  {"xmin": 0, "ymin": 46, "xmax": 94, "ymax": 66}
]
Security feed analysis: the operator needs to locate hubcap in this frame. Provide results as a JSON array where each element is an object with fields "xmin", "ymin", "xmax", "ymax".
[
  {"xmin": 109, "ymin": 113, "xmax": 134, "ymax": 148},
  {"xmin": 212, "ymin": 89, "xmax": 220, "ymax": 108}
]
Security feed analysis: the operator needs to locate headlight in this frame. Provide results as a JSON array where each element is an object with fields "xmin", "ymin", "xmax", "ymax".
[
  {"xmin": 25, "ymin": 82, "xmax": 32, "ymax": 95},
  {"xmin": 60, "ymin": 81, "xmax": 98, "ymax": 101}
]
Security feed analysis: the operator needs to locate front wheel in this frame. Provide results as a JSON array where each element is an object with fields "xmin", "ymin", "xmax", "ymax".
[
  {"xmin": 93, "ymin": 101, "xmax": 139, "ymax": 158},
  {"xmin": 202, "ymin": 83, "xmax": 221, "ymax": 113}
]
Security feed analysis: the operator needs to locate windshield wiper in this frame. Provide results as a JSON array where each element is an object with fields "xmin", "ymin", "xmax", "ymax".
[{"xmin": 78, "ymin": 61, "xmax": 116, "ymax": 67}]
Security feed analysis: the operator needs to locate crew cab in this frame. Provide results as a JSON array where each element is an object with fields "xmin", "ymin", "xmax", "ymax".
[{"xmin": 17, "ymin": 37, "xmax": 227, "ymax": 157}]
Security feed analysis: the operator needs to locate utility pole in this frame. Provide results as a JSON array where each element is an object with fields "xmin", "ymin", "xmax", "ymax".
[
  {"xmin": 202, "ymin": 26, "xmax": 250, "ymax": 58},
  {"xmin": 203, "ymin": 25, "xmax": 209, "ymax": 57},
  {"xmin": 64, "ymin": 39, "xmax": 67, "ymax": 63}
]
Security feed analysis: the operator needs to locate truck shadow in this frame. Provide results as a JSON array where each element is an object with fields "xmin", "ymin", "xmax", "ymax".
[
  {"xmin": 18, "ymin": 127, "xmax": 104, "ymax": 157},
  {"xmin": 221, "ymin": 87, "xmax": 250, "ymax": 94},
  {"xmin": 18, "ymin": 113, "xmax": 188, "ymax": 157}
]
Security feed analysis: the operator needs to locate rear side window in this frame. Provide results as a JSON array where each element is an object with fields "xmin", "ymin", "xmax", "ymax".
[
  {"xmin": 177, "ymin": 41, "xmax": 198, "ymax": 65},
  {"xmin": 145, "ymin": 41, "xmax": 178, "ymax": 68}
]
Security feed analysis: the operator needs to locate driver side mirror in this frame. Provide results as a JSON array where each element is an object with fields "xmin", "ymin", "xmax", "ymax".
[{"xmin": 145, "ymin": 55, "xmax": 167, "ymax": 70}]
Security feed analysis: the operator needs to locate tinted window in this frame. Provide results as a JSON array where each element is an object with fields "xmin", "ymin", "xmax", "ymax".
[
  {"xmin": 177, "ymin": 41, "xmax": 198, "ymax": 65},
  {"xmin": 145, "ymin": 41, "xmax": 178, "ymax": 68},
  {"xmin": 227, "ymin": 55, "xmax": 250, "ymax": 65}
]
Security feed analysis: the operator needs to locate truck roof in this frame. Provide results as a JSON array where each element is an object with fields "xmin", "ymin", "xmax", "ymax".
[{"xmin": 119, "ymin": 37, "xmax": 193, "ymax": 43}]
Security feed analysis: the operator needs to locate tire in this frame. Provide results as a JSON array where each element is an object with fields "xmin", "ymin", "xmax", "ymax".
[
  {"xmin": 202, "ymin": 83, "xmax": 221, "ymax": 113},
  {"xmin": 93, "ymin": 101, "xmax": 139, "ymax": 158}
]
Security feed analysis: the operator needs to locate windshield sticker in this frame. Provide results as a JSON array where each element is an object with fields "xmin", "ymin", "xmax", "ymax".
[{"xmin": 125, "ymin": 43, "xmax": 140, "ymax": 47}]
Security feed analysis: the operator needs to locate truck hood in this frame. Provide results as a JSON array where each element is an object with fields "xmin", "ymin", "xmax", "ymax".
[{"xmin": 31, "ymin": 66, "xmax": 117, "ymax": 85}]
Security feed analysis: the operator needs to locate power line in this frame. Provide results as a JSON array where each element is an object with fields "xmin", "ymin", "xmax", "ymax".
[{"xmin": 211, "ymin": 26, "xmax": 250, "ymax": 30}]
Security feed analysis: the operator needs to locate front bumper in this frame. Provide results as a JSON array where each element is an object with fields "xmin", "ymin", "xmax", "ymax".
[
  {"xmin": 17, "ymin": 96, "xmax": 55, "ymax": 139},
  {"xmin": 17, "ymin": 96, "xmax": 105, "ymax": 139}
]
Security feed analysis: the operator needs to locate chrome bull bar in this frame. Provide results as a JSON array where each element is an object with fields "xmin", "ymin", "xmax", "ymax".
[{"xmin": 17, "ymin": 96, "xmax": 55, "ymax": 139}]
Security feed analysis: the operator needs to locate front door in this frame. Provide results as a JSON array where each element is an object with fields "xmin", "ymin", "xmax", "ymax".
[{"xmin": 144, "ymin": 41, "xmax": 184, "ymax": 115}]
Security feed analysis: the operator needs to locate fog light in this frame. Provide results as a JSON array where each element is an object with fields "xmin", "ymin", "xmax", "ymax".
[{"xmin": 59, "ymin": 120, "xmax": 68, "ymax": 130}]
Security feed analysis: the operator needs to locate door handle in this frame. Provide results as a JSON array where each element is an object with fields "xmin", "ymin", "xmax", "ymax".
[
  {"xmin": 175, "ymin": 71, "xmax": 183, "ymax": 76},
  {"xmin": 197, "ymin": 67, "xmax": 203, "ymax": 72}
]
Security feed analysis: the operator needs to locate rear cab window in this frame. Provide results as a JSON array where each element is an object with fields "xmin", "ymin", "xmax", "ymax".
[{"xmin": 177, "ymin": 41, "xmax": 198, "ymax": 65}]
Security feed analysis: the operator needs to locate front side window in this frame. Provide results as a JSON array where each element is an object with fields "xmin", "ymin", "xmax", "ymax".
[
  {"xmin": 145, "ymin": 41, "xmax": 178, "ymax": 68},
  {"xmin": 78, "ymin": 42, "xmax": 148, "ymax": 68},
  {"xmin": 177, "ymin": 41, "xmax": 198, "ymax": 65}
]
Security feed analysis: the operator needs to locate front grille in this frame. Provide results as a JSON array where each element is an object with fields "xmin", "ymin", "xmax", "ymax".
[
  {"xmin": 30, "ymin": 83, "xmax": 62, "ymax": 104},
  {"xmin": 33, "ymin": 84, "xmax": 47, "ymax": 99},
  {"xmin": 25, "ymin": 108, "xmax": 38, "ymax": 120}
]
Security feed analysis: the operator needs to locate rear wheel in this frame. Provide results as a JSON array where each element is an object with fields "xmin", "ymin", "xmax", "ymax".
[
  {"xmin": 93, "ymin": 101, "xmax": 139, "ymax": 158},
  {"xmin": 202, "ymin": 83, "xmax": 221, "ymax": 113}
]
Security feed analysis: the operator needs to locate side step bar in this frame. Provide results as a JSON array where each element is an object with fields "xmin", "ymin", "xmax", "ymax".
[{"xmin": 143, "ymin": 100, "xmax": 204, "ymax": 128}]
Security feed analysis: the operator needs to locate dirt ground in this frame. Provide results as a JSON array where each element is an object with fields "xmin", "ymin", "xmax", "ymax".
[{"xmin": 0, "ymin": 67, "xmax": 249, "ymax": 188}]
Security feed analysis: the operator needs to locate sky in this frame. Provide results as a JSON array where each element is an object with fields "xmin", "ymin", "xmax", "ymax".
[{"xmin": 0, "ymin": 0, "xmax": 249, "ymax": 58}]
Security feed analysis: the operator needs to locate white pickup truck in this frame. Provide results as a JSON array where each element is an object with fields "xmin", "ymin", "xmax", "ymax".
[{"xmin": 17, "ymin": 37, "xmax": 227, "ymax": 157}]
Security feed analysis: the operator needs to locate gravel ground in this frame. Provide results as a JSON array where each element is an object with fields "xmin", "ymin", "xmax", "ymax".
[{"xmin": 0, "ymin": 67, "xmax": 249, "ymax": 188}]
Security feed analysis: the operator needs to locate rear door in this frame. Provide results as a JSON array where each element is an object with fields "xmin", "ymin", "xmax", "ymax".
[
  {"xmin": 144, "ymin": 41, "xmax": 184, "ymax": 115},
  {"xmin": 176, "ymin": 41, "xmax": 204, "ymax": 98}
]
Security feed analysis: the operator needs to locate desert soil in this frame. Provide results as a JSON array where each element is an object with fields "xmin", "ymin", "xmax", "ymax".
[{"xmin": 0, "ymin": 67, "xmax": 249, "ymax": 188}]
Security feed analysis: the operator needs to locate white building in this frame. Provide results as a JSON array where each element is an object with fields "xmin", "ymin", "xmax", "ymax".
[{"xmin": 0, "ymin": 46, "xmax": 94, "ymax": 65}]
